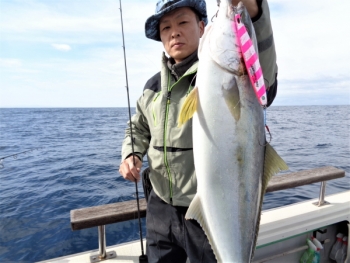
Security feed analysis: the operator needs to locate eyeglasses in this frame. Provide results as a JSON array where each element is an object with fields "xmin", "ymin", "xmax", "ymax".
[{"xmin": 155, "ymin": 0, "xmax": 182, "ymax": 13}]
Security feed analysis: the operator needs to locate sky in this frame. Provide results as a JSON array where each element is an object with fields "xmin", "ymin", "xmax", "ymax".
[{"xmin": 0, "ymin": 0, "xmax": 349, "ymax": 108}]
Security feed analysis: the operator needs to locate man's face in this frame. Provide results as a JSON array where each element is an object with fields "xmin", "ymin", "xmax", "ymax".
[{"xmin": 159, "ymin": 7, "xmax": 205, "ymax": 63}]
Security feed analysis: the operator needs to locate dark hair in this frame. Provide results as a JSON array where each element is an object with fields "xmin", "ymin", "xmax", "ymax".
[{"xmin": 189, "ymin": 7, "xmax": 201, "ymax": 22}]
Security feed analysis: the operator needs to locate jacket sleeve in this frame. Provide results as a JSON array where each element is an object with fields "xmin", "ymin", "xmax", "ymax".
[
  {"xmin": 253, "ymin": 0, "xmax": 278, "ymax": 107},
  {"xmin": 121, "ymin": 95, "xmax": 151, "ymax": 161}
]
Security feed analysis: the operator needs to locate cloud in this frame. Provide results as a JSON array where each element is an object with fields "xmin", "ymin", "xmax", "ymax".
[
  {"xmin": 51, "ymin": 44, "xmax": 71, "ymax": 51},
  {"xmin": 0, "ymin": 0, "xmax": 349, "ymax": 107},
  {"xmin": 264, "ymin": 0, "xmax": 350, "ymax": 106},
  {"xmin": 0, "ymin": 0, "xmax": 156, "ymax": 44},
  {"xmin": 0, "ymin": 58, "xmax": 22, "ymax": 67}
]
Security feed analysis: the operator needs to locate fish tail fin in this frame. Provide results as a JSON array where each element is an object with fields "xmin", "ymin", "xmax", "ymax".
[
  {"xmin": 186, "ymin": 194, "xmax": 219, "ymax": 262},
  {"xmin": 178, "ymin": 86, "xmax": 198, "ymax": 126},
  {"xmin": 251, "ymin": 143, "xmax": 288, "ymax": 261}
]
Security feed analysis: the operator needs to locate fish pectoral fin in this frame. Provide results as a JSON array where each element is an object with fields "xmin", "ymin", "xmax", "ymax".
[
  {"xmin": 178, "ymin": 86, "xmax": 198, "ymax": 126},
  {"xmin": 185, "ymin": 194, "xmax": 219, "ymax": 262},
  {"xmin": 263, "ymin": 143, "xmax": 289, "ymax": 190}
]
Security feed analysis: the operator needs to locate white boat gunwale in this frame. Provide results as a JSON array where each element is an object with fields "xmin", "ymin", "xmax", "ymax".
[{"xmin": 40, "ymin": 166, "xmax": 349, "ymax": 263}]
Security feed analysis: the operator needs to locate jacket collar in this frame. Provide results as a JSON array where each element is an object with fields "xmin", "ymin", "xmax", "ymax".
[{"xmin": 166, "ymin": 50, "xmax": 198, "ymax": 80}]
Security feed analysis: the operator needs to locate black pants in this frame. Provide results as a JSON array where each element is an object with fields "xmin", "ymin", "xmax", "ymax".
[{"xmin": 146, "ymin": 190, "xmax": 216, "ymax": 263}]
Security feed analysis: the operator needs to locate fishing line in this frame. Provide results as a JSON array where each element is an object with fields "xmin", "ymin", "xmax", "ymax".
[
  {"xmin": 0, "ymin": 147, "xmax": 43, "ymax": 169},
  {"xmin": 264, "ymin": 105, "xmax": 272, "ymax": 143},
  {"xmin": 232, "ymin": 98, "xmax": 241, "ymax": 109},
  {"xmin": 259, "ymin": 107, "xmax": 271, "ymax": 146},
  {"xmin": 118, "ymin": 1, "xmax": 147, "ymax": 262},
  {"xmin": 211, "ymin": 10, "xmax": 219, "ymax": 22},
  {"xmin": 186, "ymin": 73, "xmax": 197, "ymax": 95}
]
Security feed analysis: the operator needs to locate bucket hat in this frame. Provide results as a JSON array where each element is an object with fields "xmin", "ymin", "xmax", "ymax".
[{"xmin": 145, "ymin": 0, "xmax": 208, "ymax": 41}]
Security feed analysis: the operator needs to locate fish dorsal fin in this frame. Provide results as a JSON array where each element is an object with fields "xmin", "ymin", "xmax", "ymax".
[
  {"xmin": 178, "ymin": 86, "xmax": 198, "ymax": 126},
  {"xmin": 251, "ymin": 143, "xmax": 288, "ymax": 261},
  {"xmin": 263, "ymin": 143, "xmax": 289, "ymax": 189},
  {"xmin": 185, "ymin": 194, "xmax": 220, "ymax": 262}
]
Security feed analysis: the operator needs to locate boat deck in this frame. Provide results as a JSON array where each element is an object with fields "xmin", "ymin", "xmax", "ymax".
[{"xmin": 39, "ymin": 240, "xmax": 147, "ymax": 263}]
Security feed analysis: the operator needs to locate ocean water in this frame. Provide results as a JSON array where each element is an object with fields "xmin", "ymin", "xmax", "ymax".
[{"xmin": 0, "ymin": 106, "xmax": 349, "ymax": 263}]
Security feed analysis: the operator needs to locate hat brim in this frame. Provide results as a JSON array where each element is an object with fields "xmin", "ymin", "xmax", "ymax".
[{"xmin": 145, "ymin": 0, "xmax": 208, "ymax": 41}]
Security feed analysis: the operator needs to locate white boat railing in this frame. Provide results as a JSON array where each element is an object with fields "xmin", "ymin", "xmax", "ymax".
[{"xmin": 70, "ymin": 166, "xmax": 345, "ymax": 262}]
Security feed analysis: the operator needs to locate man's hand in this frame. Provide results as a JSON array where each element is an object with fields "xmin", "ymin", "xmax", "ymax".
[
  {"xmin": 119, "ymin": 155, "xmax": 142, "ymax": 182},
  {"xmin": 232, "ymin": 0, "xmax": 259, "ymax": 18}
]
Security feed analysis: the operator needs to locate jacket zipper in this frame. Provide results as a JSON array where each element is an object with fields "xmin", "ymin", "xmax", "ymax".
[
  {"xmin": 163, "ymin": 69, "xmax": 197, "ymax": 205},
  {"xmin": 164, "ymin": 72, "xmax": 173, "ymax": 204}
]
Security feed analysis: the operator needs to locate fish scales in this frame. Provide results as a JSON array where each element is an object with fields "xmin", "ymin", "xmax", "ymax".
[{"xmin": 180, "ymin": 1, "xmax": 288, "ymax": 262}]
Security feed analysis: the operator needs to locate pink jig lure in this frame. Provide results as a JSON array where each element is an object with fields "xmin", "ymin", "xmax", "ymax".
[{"xmin": 233, "ymin": 13, "xmax": 267, "ymax": 106}]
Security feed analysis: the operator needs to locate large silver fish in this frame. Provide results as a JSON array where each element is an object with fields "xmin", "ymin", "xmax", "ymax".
[{"xmin": 178, "ymin": 1, "xmax": 288, "ymax": 262}]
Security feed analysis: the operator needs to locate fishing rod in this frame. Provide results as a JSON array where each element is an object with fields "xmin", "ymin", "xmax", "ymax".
[
  {"xmin": 0, "ymin": 147, "xmax": 43, "ymax": 169},
  {"xmin": 118, "ymin": 1, "xmax": 148, "ymax": 262}
]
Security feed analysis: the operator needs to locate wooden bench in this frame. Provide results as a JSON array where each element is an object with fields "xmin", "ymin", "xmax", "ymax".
[{"xmin": 71, "ymin": 166, "xmax": 345, "ymax": 231}]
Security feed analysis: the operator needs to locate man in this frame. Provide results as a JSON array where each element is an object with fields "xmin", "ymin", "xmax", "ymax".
[{"xmin": 119, "ymin": 0, "xmax": 277, "ymax": 262}]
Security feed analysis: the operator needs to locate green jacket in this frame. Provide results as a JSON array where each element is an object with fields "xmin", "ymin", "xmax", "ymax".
[{"xmin": 122, "ymin": 0, "xmax": 277, "ymax": 206}]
